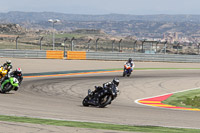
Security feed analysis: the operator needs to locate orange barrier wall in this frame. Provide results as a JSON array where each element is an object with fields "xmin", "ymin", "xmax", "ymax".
[
  {"xmin": 46, "ymin": 51, "xmax": 64, "ymax": 59},
  {"xmin": 67, "ymin": 51, "xmax": 86, "ymax": 60}
]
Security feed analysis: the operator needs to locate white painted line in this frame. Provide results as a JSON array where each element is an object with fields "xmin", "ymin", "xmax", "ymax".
[{"xmin": 135, "ymin": 87, "xmax": 200, "ymax": 112}]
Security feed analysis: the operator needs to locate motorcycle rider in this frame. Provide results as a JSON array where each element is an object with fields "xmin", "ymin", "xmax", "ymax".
[
  {"xmin": 88, "ymin": 78, "xmax": 119, "ymax": 106},
  {"xmin": 2, "ymin": 60, "xmax": 13, "ymax": 73},
  {"xmin": 0, "ymin": 60, "xmax": 13, "ymax": 82},
  {"xmin": 124, "ymin": 58, "xmax": 135, "ymax": 72},
  {"xmin": 1, "ymin": 68, "xmax": 23, "ymax": 91}
]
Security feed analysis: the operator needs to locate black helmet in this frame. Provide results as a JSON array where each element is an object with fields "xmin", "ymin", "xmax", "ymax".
[
  {"xmin": 113, "ymin": 78, "xmax": 119, "ymax": 86},
  {"xmin": 128, "ymin": 58, "xmax": 132, "ymax": 63}
]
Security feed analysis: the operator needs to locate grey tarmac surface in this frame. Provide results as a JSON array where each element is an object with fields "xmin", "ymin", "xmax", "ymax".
[
  {"xmin": 1, "ymin": 58, "xmax": 200, "ymax": 73},
  {"xmin": 0, "ymin": 58, "xmax": 200, "ymax": 132}
]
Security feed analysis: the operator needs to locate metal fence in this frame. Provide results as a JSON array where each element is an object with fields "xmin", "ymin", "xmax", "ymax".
[
  {"xmin": 1, "ymin": 35, "xmax": 200, "ymax": 55},
  {"xmin": 0, "ymin": 49, "xmax": 46, "ymax": 58},
  {"xmin": 0, "ymin": 49, "xmax": 200, "ymax": 63},
  {"xmin": 86, "ymin": 52, "xmax": 200, "ymax": 63}
]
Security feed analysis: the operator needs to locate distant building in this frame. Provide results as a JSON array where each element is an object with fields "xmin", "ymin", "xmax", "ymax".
[{"xmin": 163, "ymin": 32, "xmax": 179, "ymax": 43}]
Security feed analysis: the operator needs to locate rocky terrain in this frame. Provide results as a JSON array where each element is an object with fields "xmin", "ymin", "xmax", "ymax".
[
  {"xmin": 0, "ymin": 11, "xmax": 200, "ymax": 38},
  {"xmin": 0, "ymin": 24, "xmax": 26, "ymax": 34},
  {"xmin": 0, "ymin": 12, "xmax": 200, "ymax": 54}
]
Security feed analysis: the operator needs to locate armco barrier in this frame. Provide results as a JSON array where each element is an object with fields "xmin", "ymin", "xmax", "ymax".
[
  {"xmin": 67, "ymin": 51, "xmax": 86, "ymax": 60},
  {"xmin": 0, "ymin": 49, "xmax": 46, "ymax": 58},
  {"xmin": 46, "ymin": 51, "xmax": 64, "ymax": 59},
  {"xmin": 86, "ymin": 52, "xmax": 200, "ymax": 63},
  {"xmin": 0, "ymin": 49, "xmax": 200, "ymax": 63}
]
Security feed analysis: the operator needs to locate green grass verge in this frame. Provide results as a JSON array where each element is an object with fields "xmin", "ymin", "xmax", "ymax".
[
  {"xmin": 55, "ymin": 33, "xmax": 86, "ymax": 38},
  {"xmin": 0, "ymin": 115, "xmax": 199, "ymax": 133},
  {"xmin": 44, "ymin": 33, "xmax": 86, "ymax": 39},
  {"xmin": 162, "ymin": 88, "xmax": 200, "ymax": 109},
  {"xmin": 0, "ymin": 41, "xmax": 56, "ymax": 50}
]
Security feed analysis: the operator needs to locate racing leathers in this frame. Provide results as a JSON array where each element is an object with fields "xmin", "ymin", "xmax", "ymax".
[
  {"xmin": 124, "ymin": 61, "xmax": 135, "ymax": 72},
  {"xmin": 2, "ymin": 63, "xmax": 13, "ymax": 73}
]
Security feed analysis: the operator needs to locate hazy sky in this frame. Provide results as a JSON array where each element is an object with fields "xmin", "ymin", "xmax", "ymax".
[{"xmin": 1, "ymin": 0, "xmax": 200, "ymax": 15}]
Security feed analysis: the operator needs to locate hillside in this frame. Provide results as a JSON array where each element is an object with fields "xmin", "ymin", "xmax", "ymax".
[
  {"xmin": 1, "ymin": 11, "xmax": 200, "ymax": 22},
  {"xmin": 1, "ymin": 11, "xmax": 200, "ymax": 38}
]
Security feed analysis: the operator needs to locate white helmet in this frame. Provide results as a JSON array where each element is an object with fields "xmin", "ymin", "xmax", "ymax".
[{"xmin": 6, "ymin": 60, "xmax": 11, "ymax": 64}]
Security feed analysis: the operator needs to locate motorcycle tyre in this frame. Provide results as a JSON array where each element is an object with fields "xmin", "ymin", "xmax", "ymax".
[
  {"xmin": 1, "ymin": 83, "xmax": 12, "ymax": 93},
  {"xmin": 82, "ymin": 96, "xmax": 90, "ymax": 106},
  {"xmin": 123, "ymin": 72, "xmax": 125, "ymax": 77},
  {"xmin": 98, "ymin": 95, "xmax": 112, "ymax": 108}
]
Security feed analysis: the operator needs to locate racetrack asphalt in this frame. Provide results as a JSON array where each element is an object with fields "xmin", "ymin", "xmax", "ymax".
[{"xmin": 0, "ymin": 58, "xmax": 200, "ymax": 132}]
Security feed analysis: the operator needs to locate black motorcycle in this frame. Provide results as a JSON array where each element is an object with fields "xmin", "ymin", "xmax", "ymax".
[{"xmin": 82, "ymin": 85, "xmax": 119, "ymax": 108}]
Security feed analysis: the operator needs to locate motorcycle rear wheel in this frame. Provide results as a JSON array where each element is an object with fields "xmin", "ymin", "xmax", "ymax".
[{"xmin": 98, "ymin": 95, "xmax": 112, "ymax": 108}]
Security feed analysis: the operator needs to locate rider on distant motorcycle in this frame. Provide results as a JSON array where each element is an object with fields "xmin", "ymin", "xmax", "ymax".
[
  {"xmin": 124, "ymin": 58, "xmax": 135, "ymax": 72},
  {"xmin": 2, "ymin": 60, "xmax": 13, "ymax": 72},
  {"xmin": 1, "ymin": 68, "xmax": 23, "ymax": 91},
  {"xmin": 0, "ymin": 60, "xmax": 13, "ymax": 82},
  {"xmin": 88, "ymin": 78, "xmax": 119, "ymax": 106}
]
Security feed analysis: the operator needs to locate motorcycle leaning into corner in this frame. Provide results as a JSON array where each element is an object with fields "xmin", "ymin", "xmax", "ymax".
[
  {"xmin": 123, "ymin": 63, "xmax": 132, "ymax": 77},
  {"xmin": 0, "ymin": 76, "xmax": 20, "ymax": 93},
  {"xmin": 82, "ymin": 84, "xmax": 119, "ymax": 108},
  {"xmin": 0, "ymin": 68, "xmax": 23, "ymax": 93}
]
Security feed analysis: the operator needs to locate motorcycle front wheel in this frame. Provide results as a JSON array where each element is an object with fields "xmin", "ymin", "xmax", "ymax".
[
  {"xmin": 123, "ymin": 72, "xmax": 125, "ymax": 77},
  {"xmin": 1, "ymin": 83, "xmax": 12, "ymax": 93},
  {"xmin": 82, "ymin": 96, "xmax": 90, "ymax": 106}
]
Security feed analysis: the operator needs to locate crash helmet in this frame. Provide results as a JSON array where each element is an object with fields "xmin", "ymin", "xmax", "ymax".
[
  {"xmin": 16, "ymin": 68, "xmax": 22, "ymax": 76},
  {"xmin": 112, "ymin": 78, "xmax": 119, "ymax": 86},
  {"xmin": 128, "ymin": 58, "xmax": 132, "ymax": 63},
  {"xmin": 6, "ymin": 60, "xmax": 11, "ymax": 65}
]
